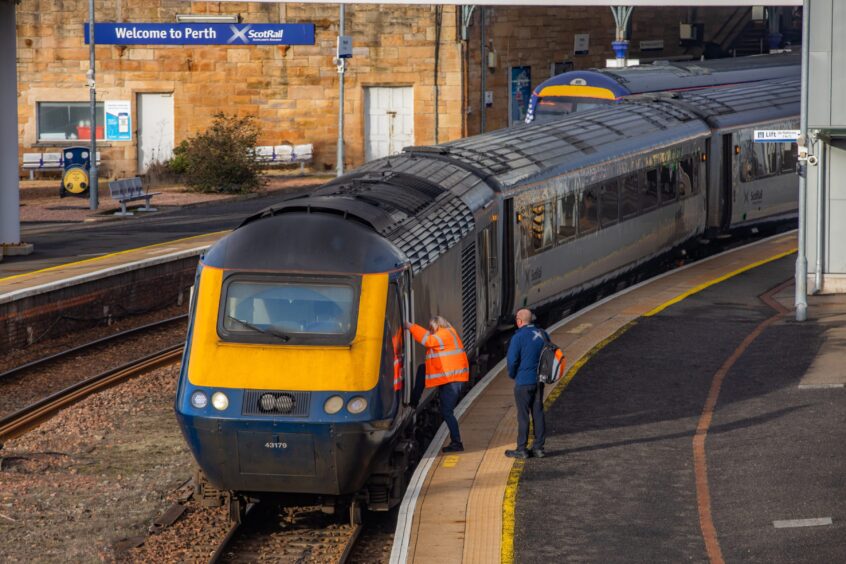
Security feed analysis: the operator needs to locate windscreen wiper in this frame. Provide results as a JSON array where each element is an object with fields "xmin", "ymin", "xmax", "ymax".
[{"xmin": 226, "ymin": 315, "xmax": 290, "ymax": 342}]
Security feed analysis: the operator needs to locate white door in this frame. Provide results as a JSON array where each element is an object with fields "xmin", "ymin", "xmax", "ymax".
[
  {"xmin": 137, "ymin": 93, "xmax": 174, "ymax": 173},
  {"xmin": 365, "ymin": 87, "xmax": 414, "ymax": 162}
]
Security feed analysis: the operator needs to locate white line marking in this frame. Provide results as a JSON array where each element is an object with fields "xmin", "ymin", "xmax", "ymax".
[
  {"xmin": 773, "ymin": 517, "xmax": 833, "ymax": 528},
  {"xmin": 798, "ymin": 384, "xmax": 845, "ymax": 389},
  {"xmin": 388, "ymin": 231, "xmax": 796, "ymax": 564}
]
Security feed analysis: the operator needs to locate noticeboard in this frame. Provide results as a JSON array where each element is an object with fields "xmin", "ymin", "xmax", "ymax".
[
  {"xmin": 105, "ymin": 100, "xmax": 132, "ymax": 142},
  {"xmin": 509, "ymin": 66, "xmax": 532, "ymax": 126}
]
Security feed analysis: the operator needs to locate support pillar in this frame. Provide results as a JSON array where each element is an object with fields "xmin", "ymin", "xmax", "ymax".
[{"xmin": 0, "ymin": 1, "xmax": 32, "ymax": 258}]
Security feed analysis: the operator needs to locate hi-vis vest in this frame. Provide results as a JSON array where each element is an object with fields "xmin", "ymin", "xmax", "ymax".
[
  {"xmin": 391, "ymin": 328, "xmax": 403, "ymax": 391},
  {"xmin": 409, "ymin": 324, "xmax": 470, "ymax": 388}
]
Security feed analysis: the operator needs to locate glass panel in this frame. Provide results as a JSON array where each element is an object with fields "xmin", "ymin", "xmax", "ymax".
[
  {"xmin": 781, "ymin": 143, "xmax": 798, "ymax": 173},
  {"xmin": 660, "ymin": 162, "xmax": 677, "ymax": 204},
  {"xmin": 643, "ymin": 169, "xmax": 658, "ymax": 210},
  {"xmin": 679, "ymin": 157, "xmax": 694, "ymax": 198},
  {"xmin": 37, "ymin": 102, "xmax": 105, "ymax": 141},
  {"xmin": 522, "ymin": 202, "xmax": 555, "ymax": 256},
  {"xmin": 223, "ymin": 282, "xmax": 355, "ymax": 335},
  {"xmin": 533, "ymin": 97, "xmax": 611, "ymax": 123},
  {"xmin": 557, "ymin": 193, "xmax": 577, "ymax": 243},
  {"xmin": 621, "ymin": 173, "xmax": 639, "ymax": 218},
  {"xmin": 600, "ymin": 180, "xmax": 619, "ymax": 226},
  {"xmin": 578, "ymin": 189, "xmax": 598, "ymax": 235},
  {"xmin": 738, "ymin": 129, "xmax": 779, "ymax": 182}
]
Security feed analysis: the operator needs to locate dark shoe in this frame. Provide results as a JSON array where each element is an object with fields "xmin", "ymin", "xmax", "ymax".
[
  {"xmin": 504, "ymin": 449, "xmax": 530, "ymax": 459},
  {"xmin": 531, "ymin": 448, "xmax": 546, "ymax": 458},
  {"xmin": 442, "ymin": 442, "xmax": 464, "ymax": 453}
]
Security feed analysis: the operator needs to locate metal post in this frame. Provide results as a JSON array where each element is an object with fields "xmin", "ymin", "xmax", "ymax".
[
  {"xmin": 0, "ymin": 0, "xmax": 21, "ymax": 247},
  {"xmin": 479, "ymin": 7, "xmax": 486, "ymax": 134},
  {"xmin": 611, "ymin": 6, "xmax": 634, "ymax": 66},
  {"xmin": 815, "ymin": 137, "xmax": 826, "ymax": 293},
  {"xmin": 88, "ymin": 0, "xmax": 98, "ymax": 210},
  {"xmin": 795, "ymin": 0, "xmax": 810, "ymax": 321},
  {"xmin": 336, "ymin": 4, "xmax": 345, "ymax": 177}
]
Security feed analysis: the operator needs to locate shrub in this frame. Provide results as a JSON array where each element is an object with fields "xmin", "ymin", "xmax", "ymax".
[{"xmin": 178, "ymin": 113, "xmax": 264, "ymax": 194}]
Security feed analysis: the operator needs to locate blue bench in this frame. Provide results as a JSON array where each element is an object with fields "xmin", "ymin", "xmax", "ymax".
[
  {"xmin": 254, "ymin": 144, "xmax": 313, "ymax": 174},
  {"xmin": 22, "ymin": 151, "xmax": 101, "ymax": 179}
]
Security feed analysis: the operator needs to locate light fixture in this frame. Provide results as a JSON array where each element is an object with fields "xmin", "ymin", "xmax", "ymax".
[{"xmin": 176, "ymin": 15, "xmax": 239, "ymax": 24}]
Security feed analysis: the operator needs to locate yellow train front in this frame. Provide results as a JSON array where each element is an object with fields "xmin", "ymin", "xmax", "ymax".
[{"xmin": 175, "ymin": 210, "xmax": 414, "ymax": 516}]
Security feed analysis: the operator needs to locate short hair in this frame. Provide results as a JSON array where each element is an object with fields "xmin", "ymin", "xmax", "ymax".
[
  {"xmin": 515, "ymin": 309, "xmax": 533, "ymax": 324},
  {"xmin": 429, "ymin": 315, "xmax": 453, "ymax": 331}
]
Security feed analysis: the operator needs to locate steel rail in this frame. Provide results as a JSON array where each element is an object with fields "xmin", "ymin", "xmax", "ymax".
[
  {"xmin": 0, "ymin": 314, "xmax": 187, "ymax": 382},
  {"xmin": 0, "ymin": 345, "xmax": 183, "ymax": 442}
]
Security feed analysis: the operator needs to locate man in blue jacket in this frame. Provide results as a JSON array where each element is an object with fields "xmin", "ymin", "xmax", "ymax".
[{"xmin": 505, "ymin": 308, "xmax": 547, "ymax": 459}]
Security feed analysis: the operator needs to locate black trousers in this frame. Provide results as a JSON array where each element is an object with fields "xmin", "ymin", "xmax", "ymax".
[
  {"xmin": 515, "ymin": 383, "xmax": 545, "ymax": 451},
  {"xmin": 412, "ymin": 364, "xmax": 464, "ymax": 444}
]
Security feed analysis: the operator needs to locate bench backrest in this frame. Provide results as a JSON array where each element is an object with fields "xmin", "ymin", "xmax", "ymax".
[{"xmin": 108, "ymin": 177, "xmax": 144, "ymax": 199}]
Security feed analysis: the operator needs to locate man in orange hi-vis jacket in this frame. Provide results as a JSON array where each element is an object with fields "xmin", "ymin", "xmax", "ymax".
[{"xmin": 405, "ymin": 315, "xmax": 469, "ymax": 453}]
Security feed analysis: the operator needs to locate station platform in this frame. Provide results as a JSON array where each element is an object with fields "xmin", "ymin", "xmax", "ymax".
[{"xmin": 392, "ymin": 231, "xmax": 846, "ymax": 563}]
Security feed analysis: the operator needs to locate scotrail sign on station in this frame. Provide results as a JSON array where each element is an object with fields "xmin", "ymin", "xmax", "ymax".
[
  {"xmin": 84, "ymin": 23, "xmax": 315, "ymax": 46},
  {"xmin": 753, "ymin": 130, "xmax": 801, "ymax": 143}
]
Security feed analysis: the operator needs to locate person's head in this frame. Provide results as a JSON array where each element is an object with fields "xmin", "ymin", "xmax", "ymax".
[
  {"xmin": 429, "ymin": 315, "xmax": 452, "ymax": 332},
  {"xmin": 515, "ymin": 308, "xmax": 533, "ymax": 328}
]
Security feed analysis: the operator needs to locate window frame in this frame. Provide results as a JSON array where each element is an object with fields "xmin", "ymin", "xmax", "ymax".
[
  {"xmin": 36, "ymin": 101, "xmax": 107, "ymax": 143},
  {"xmin": 556, "ymin": 193, "xmax": 578, "ymax": 244},
  {"xmin": 578, "ymin": 187, "xmax": 599, "ymax": 236},
  {"xmin": 599, "ymin": 178, "xmax": 620, "ymax": 227},
  {"xmin": 216, "ymin": 273, "xmax": 361, "ymax": 346}
]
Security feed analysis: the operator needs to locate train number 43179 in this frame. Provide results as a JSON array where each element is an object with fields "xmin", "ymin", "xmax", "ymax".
[{"xmin": 265, "ymin": 442, "xmax": 288, "ymax": 449}]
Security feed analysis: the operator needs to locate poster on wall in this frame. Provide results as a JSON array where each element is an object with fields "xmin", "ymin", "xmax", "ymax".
[
  {"xmin": 509, "ymin": 66, "xmax": 532, "ymax": 126},
  {"xmin": 105, "ymin": 100, "xmax": 132, "ymax": 141}
]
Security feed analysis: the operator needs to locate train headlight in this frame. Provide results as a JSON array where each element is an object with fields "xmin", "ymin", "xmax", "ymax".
[
  {"xmin": 190, "ymin": 391, "xmax": 208, "ymax": 409},
  {"xmin": 324, "ymin": 395, "xmax": 344, "ymax": 414},
  {"xmin": 211, "ymin": 391, "xmax": 229, "ymax": 411},
  {"xmin": 347, "ymin": 396, "xmax": 368, "ymax": 414},
  {"xmin": 259, "ymin": 393, "xmax": 276, "ymax": 412}
]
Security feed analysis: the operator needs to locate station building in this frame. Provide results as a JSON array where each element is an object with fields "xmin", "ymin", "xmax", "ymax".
[{"xmin": 16, "ymin": 2, "xmax": 785, "ymax": 177}]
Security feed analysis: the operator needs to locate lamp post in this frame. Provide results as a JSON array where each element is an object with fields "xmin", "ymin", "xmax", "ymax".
[{"xmin": 87, "ymin": 0, "xmax": 98, "ymax": 210}]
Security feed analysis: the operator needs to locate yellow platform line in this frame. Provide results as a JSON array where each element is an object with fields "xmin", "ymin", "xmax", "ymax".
[
  {"xmin": 500, "ymin": 247, "xmax": 797, "ymax": 564},
  {"xmin": 0, "ymin": 230, "xmax": 229, "ymax": 284}
]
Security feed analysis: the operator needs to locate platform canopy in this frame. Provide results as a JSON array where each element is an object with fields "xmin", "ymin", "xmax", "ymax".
[{"xmin": 203, "ymin": 1, "xmax": 801, "ymax": 5}]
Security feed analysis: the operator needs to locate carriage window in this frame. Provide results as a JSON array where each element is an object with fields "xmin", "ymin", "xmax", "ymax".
[
  {"xmin": 522, "ymin": 201, "xmax": 555, "ymax": 256},
  {"xmin": 621, "ymin": 173, "xmax": 639, "ymax": 218},
  {"xmin": 557, "ymin": 194, "xmax": 577, "ymax": 243},
  {"xmin": 781, "ymin": 143, "xmax": 798, "ymax": 173},
  {"xmin": 660, "ymin": 163, "xmax": 677, "ymax": 204},
  {"xmin": 738, "ymin": 130, "xmax": 779, "ymax": 182},
  {"xmin": 643, "ymin": 169, "xmax": 659, "ymax": 211},
  {"xmin": 600, "ymin": 180, "xmax": 619, "ymax": 226},
  {"xmin": 679, "ymin": 157, "xmax": 694, "ymax": 198},
  {"xmin": 578, "ymin": 188, "xmax": 599, "ymax": 235},
  {"xmin": 220, "ymin": 280, "xmax": 357, "ymax": 343}
]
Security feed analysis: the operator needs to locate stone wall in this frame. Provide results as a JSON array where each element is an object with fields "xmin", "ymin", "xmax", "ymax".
[{"xmin": 16, "ymin": 1, "xmax": 463, "ymax": 176}]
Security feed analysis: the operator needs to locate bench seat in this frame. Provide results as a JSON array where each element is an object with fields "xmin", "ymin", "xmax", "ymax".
[{"xmin": 108, "ymin": 177, "xmax": 160, "ymax": 217}]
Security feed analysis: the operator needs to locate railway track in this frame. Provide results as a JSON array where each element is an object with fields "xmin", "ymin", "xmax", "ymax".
[
  {"xmin": 209, "ymin": 504, "xmax": 364, "ymax": 564},
  {"xmin": 0, "ymin": 345, "xmax": 183, "ymax": 441}
]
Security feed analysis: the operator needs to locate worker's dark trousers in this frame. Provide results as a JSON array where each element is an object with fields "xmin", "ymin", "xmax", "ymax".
[
  {"xmin": 411, "ymin": 364, "xmax": 464, "ymax": 445},
  {"xmin": 515, "ymin": 383, "xmax": 545, "ymax": 451}
]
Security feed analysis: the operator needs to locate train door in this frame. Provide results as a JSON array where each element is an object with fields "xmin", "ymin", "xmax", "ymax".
[
  {"xmin": 720, "ymin": 133, "xmax": 734, "ymax": 230},
  {"xmin": 478, "ymin": 223, "xmax": 500, "ymax": 329},
  {"xmin": 399, "ymin": 270, "xmax": 415, "ymax": 406}
]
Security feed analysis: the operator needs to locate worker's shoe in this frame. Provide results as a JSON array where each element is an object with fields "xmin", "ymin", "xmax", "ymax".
[
  {"xmin": 504, "ymin": 449, "xmax": 530, "ymax": 459},
  {"xmin": 531, "ymin": 448, "xmax": 547, "ymax": 458},
  {"xmin": 442, "ymin": 442, "xmax": 464, "ymax": 453}
]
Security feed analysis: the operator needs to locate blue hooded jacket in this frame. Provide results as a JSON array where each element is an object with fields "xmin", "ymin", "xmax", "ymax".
[{"xmin": 506, "ymin": 324, "xmax": 549, "ymax": 386}]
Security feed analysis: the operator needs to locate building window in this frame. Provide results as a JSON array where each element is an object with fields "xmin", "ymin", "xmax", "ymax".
[{"xmin": 37, "ymin": 102, "xmax": 105, "ymax": 142}]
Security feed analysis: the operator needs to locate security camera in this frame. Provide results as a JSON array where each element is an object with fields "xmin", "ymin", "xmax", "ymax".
[{"xmin": 807, "ymin": 155, "xmax": 819, "ymax": 166}]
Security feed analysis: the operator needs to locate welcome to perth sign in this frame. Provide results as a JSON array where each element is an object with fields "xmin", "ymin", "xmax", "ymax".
[{"xmin": 84, "ymin": 23, "xmax": 315, "ymax": 45}]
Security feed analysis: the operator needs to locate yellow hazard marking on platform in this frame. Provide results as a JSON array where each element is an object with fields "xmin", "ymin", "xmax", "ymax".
[
  {"xmin": 442, "ymin": 455, "xmax": 460, "ymax": 468},
  {"xmin": 0, "ymin": 231, "xmax": 229, "ymax": 284},
  {"xmin": 643, "ymin": 248, "xmax": 797, "ymax": 317},
  {"xmin": 501, "ymin": 245, "xmax": 798, "ymax": 564}
]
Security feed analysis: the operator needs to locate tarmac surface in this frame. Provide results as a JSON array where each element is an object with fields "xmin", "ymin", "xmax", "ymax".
[{"xmin": 514, "ymin": 255, "xmax": 844, "ymax": 562}]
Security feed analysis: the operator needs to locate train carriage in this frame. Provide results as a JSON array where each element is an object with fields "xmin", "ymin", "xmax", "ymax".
[{"xmin": 175, "ymin": 78, "xmax": 799, "ymax": 521}]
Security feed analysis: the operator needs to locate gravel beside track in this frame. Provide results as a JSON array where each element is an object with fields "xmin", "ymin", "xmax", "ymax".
[
  {"xmin": 0, "ymin": 364, "xmax": 194, "ymax": 562},
  {"xmin": 0, "ymin": 315, "xmax": 187, "ymax": 420}
]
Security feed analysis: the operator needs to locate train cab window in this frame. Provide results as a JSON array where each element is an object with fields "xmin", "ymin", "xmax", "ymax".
[
  {"xmin": 219, "ymin": 279, "xmax": 358, "ymax": 344},
  {"xmin": 679, "ymin": 157, "xmax": 694, "ymax": 198},
  {"xmin": 522, "ymin": 201, "xmax": 555, "ymax": 256},
  {"xmin": 659, "ymin": 163, "xmax": 677, "ymax": 204},
  {"xmin": 643, "ymin": 169, "xmax": 659, "ymax": 211},
  {"xmin": 621, "ymin": 173, "xmax": 639, "ymax": 218},
  {"xmin": 578, "ymin": 188, "xmax": 599, "ymax": 235},
  {"xmin": 600, "ymin": 180, "xmax": 620, "ymax": 226},
  {"xmin": 781, "ymin": 143, "xmax": 798, "ymax": 173},
  {"xmin": 383, "ymin": 283, "xmax": 403, "ymax": 404},
  {"xmin": 556, "ymin": 194, "xmax": 577, "ymax": 243}
]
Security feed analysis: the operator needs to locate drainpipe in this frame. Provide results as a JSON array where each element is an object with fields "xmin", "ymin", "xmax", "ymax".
[
  {"xmin": 795, "ymin": 0, "xmax": 809, "ymax": 321},
  {"xmin": 479, "ymin": 6, "xmax": 486, "ymax": 133},
  {"xmin": 336, "ymin": 4, "xmax": 345, "ymax": 176},
  {"xmin": 815, "ymin": 136, "xmax": 826, "ymax": 293},
  {"xmin": 88, "ymin": 0, "xmax": 99, "ymax": 210}
]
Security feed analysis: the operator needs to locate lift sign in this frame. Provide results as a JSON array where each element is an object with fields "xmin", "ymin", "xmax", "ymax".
[{"xmin": 754, "ymin": 130, "xmax": 800, "ymax": 143}]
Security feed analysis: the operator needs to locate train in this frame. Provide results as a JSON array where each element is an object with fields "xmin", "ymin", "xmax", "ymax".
[
  {"xmin": 174, "ymin": 77, "xmax": 799, "ymax": 523},
  {"xmin": 525, "ymin": 53, "xmax": 799, "ymax": 124}
]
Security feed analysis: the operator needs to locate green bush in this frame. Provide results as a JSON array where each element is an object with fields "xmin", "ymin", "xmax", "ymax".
[{"xmin": 176, "ymin": 113, "xmax": 264, "ymax": 194}]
